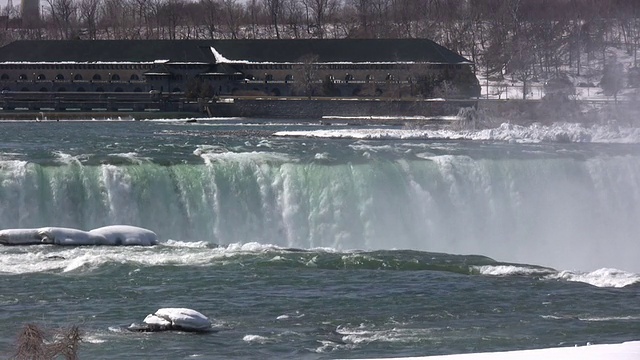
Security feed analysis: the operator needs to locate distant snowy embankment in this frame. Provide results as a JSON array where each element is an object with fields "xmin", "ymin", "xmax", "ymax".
[{"xmin": 274, "ymin": 122, "xmax": 640, "ymax": 144}]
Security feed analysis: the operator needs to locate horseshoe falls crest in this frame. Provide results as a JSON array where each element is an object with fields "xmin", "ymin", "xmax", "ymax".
[{"xmin": 1, "ymin": 120, "xmax": 640, "ymax": 359}]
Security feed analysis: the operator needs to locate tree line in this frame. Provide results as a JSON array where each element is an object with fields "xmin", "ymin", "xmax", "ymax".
[{"xmin": 1, "ymin": 0, "xmax": 640, "ymax": 89}]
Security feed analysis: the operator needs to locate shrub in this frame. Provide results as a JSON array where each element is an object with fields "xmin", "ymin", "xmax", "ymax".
[{"xmin": 12, "ymin": 323, "xmax": 81, "ymax": 360}]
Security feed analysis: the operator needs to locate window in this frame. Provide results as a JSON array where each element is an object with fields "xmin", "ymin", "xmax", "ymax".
[
  {"xmin": 265, "ymin": 74, "xmax": 273, "ymax": 81},
  {"xmin": 19, "ymin": 74, "xmax": 27, "ymax": 80},
  {"xmin": 345, "ymin": 74, "xmax": 354, "ymax": 82},
  {"xmin": 74, "ymin": 74, "xmax": 83, "ymax": 81},
  {"xmin": 77, "ymin": 87, "xmax": 85, "ymax": 92},
  {"xmin": 37, "ymin": 74, "xmax": 46, "ymax": 80},
  {"xmin": 96, "ymin": 87, "xmax": 104, "ymax": 92},
  {"xmin": 114, "ymin": 87, "xmax": 123, "ymax": 92},
  {"xmin": 0, "ymin": 74, "xmax": 8, "ymax": 80},
  {"xmin": 57, "ymin": 87, "xmax": 66, "ymax": 92},
  {"xmin": 285, "ymin": 74, "xmax": 293, "ymax": 82},
  {"xmin": 55, "ymin": 74, "xmax": 64, "ymax": 80},
  {"xmin": 92, "ymin": 74, "xmax": 102, "ymax": 81},
  {"xmin": 111, "ymin": 74, "xmax": 120, "ymax": 81},
  {"xmin": 130, "ymin": 74, "xmax": 140, "ymax": 81},
  {"xmin": 366, "ymin": 75, "xmax": 373, "ymax": 82}
]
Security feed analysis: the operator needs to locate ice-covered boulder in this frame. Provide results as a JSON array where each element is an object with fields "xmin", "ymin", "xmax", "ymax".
[
  {"xmin": 37, "ymin": 227, "xmax": 107, "ymax": 245},
  {"xmin": 0, "ymin": 228, "xmax": 43, "ymax": 245},
  {"xmin": 88, "ymin": 225, "xmax": 158, "ymax": 246},
  {"xmin": 138, "ymin": 308, "xmax": 212, "ymax": 332},
  {"xmin": 0, "ymin": 225, "xmax": 158, "ymax": 246}
]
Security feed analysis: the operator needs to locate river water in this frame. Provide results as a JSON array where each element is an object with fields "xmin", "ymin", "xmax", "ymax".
[{"xmin": 0, "ymin": 118, "xmax": 639, "ymax": 359}]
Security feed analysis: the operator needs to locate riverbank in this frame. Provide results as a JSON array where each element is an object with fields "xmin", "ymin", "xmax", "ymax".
[
  {"xmin": 0, "ymin": 111, "xmax": 206, "ymax": 121},
  {"xmin": 0, "ymin": 97, "xmax": 637, "ymax": 128}
]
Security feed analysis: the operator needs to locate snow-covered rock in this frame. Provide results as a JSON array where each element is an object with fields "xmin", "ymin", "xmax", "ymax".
[
  {"xmin": 140, "ymin": 308, "xmax": 212, "ymax": 332},
  {"xmin": 88, "ymin": 225, "xmax": 158, "ymax": 246}
]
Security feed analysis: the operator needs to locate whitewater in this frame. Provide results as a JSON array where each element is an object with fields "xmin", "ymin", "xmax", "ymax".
[{"xmin": 0, "ymin": 118, "xmax": 639, "ymax": 359}]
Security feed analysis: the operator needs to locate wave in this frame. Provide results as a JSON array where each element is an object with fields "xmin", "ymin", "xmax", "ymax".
[
  {"xmin": 193, "ymin": 147, "xmax": 294, "ymax": 164},
  {"xmin": 476, "ymin": 265, "xmax": 640, "ymax": 288},
  {"xmin": 1, "ymin": 242, "xmax": 638, "ymax": 289},
  {"xmin": 108, "ymin": 152, "xmax": 152, "ymax": 164},
  {"xmin": 0, "ymin": 245, "xmax": 492, "ymax": 275},
  {"xmin": 545, "ymin": 268, "xmax": 640, "ymax": 288},
  {"xmin": 472, "ymin": 264, "xmax": 556, "ymax": 276},
  {"xmin": 274, "ymin": 122, "xmax": 640, "ymax": 144}
]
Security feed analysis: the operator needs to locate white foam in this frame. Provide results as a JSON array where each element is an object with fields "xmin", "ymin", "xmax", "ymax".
[
  {"xmin": 474, "ymin": 265, "xmax": 555, "ymax": 276},
  {"xmin": 578, "ymin": 315, "xmax": 640, "ymax": 322},
  {"xmin": 243, "ymin": 334, "xmax": 270, "ymax": 344},
  {"xmin": 0, "ymin": 241, "xmax": 307, "ymax": 274},
  {"xmin": 109, "ymin": 152, "xmax": 152, "ymax": 164},
  {"xmin": 336, "ymin": 324, "xmax": 434, "ymax": 346},
  {"xmin": 546, "ymin": 268, "xmax": 640, "ymax": 288},
  {"xmin": 274, "ymin": 122, "xmax": 640, "ymax": 144},
  {"xmin": 52, "ymin": 151, "xmax": 85, "ymax": 165},
  {"xmin": 164, "ymin": 239, "xmax": 210, "ymax": 248},
  {"xmin": 197, "ymin": 150, "xmax": 293, "ymax": 165}
]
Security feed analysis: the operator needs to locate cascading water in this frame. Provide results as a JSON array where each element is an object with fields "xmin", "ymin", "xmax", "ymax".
[{"xmin": 2, "ymin": 150, "xmax": 639, "ymax": 272}]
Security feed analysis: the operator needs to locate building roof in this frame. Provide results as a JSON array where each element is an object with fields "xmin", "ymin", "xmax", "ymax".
[
  {"xmin": 0, "ymin": 39, "xmax": 471, "ymax": 65},
  {"xmin": 0, "ymin": 40, "xmax": 215, "ymax": 63}
]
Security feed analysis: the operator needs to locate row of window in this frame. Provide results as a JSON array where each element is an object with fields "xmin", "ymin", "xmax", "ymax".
[
  {"xmin": 247, "ymin": 73, "xmax": 400, "ymax": 82},
  {"xmin": 239, "ymin": 64, "xmax": 462, "ymax": 71},
  {"xmin": 1, "ymin": 73, "xmax": 141, "ymax": 81},
  {"xmin": 0, "ymin": 64, "xmax": 153, "ymax": 70},
  {"xmin": 1, "ymin": 87, "xmax": 183, "ymax": 92}
]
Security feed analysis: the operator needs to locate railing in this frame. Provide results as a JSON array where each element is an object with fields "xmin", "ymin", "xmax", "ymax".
[{"xmin": 0, "ymin": 91, "xmax": 190, "ymax": 112}]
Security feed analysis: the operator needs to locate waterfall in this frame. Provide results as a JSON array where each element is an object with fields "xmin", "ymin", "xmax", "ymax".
[{"xmin": 1, "ymin": 153, "xmax": 639, "ymax": 272}]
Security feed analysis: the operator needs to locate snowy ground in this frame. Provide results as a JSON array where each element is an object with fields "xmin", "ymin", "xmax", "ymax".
[
  {"xmin": 348, "ymin": 340, "xmax": 640, "ymax": 360},
  {"xmin": 476, "ymin": 47, "xmax": 639, "ymax": 102}
]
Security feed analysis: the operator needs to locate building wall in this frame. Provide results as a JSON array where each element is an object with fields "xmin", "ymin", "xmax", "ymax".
[
  {"xmin": 207, "ymin": 98, "xmax": 477, "ymax": 119},
  {"xmin": 1, "ymin": 62, "xmax": 474, "ymax": 98},
  {"xmin": 0, "ymin": 64, "xmax": 151, "ymax": 92}
]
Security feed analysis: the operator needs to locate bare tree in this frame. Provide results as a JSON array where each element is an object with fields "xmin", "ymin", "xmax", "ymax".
[
  {"xmin": 130, "ymin": 0, "xmax": 157, "ymax": 39},
  {"xmin": 12, "ymin": 323, "xmax": 81, "ymax": 360},
  {"xmin": 282, "ymin": 0, "xmax": 303, "ymax": 38},
  {"xmin": 601, "ymin": 57, "xmax": 625, "ymax": 102},
  {"xmin": 78, "ymin": 0, "xmax": 101, "ymax": 39},
  {"xmin": 45, "ymin": 0, "xmax": 78, "ymax": 39},
  {"xmin": 200, "ymin": 0, "xmax": 221, "ymax": 39},
  {"xmin": 292, "ymin": 53, "xmax": 320, "ymax": 98},
  {"xmin": 263, "ymin": 0, "xmax": 282, "ymax": 38},
  {"xmin": 221, "ymin": 0, "xmax": 243, "ymax": 39},
  {"xmin": 156, "ymin": 0, "xmax": 185, "ymax": 39},
  {"xmin": 302, "ymin": 0, "xmax": 337, "ymax": 38}
]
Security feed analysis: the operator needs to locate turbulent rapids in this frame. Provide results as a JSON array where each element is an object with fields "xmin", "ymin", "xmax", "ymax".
[{"xmin": 0, "ymin": 120, "xmax": 640, "ymax": 272}]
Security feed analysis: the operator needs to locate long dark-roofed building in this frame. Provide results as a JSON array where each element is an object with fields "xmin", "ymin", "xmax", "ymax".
[{"xmin": 0, "ymin": 39, "xmax": 479, "ymax": 99}]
